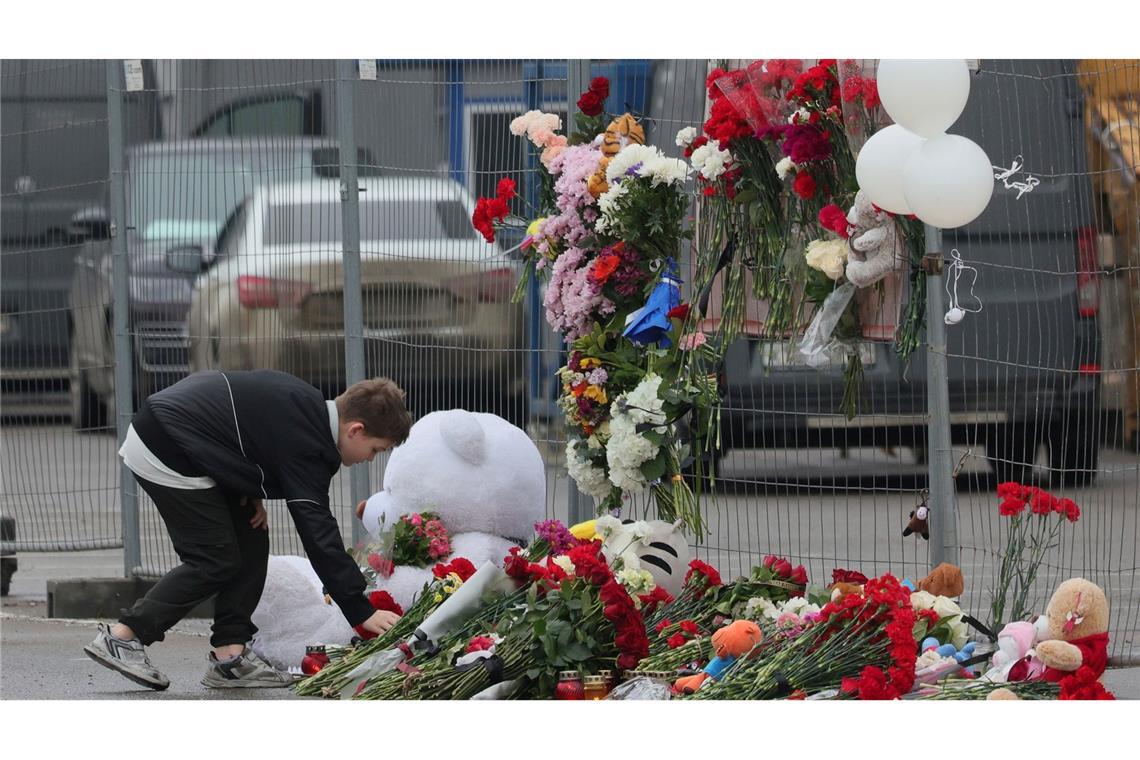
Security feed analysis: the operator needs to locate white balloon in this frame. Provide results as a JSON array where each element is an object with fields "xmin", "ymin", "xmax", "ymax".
[
  {"xmin": 902, "ymin": 134, "xmax": 995, "ymax": 229},
  {"xmin": 855, "ymin": 124, "xmax": 925, "ymax": 215},
  {"xmin": 877, "ymin": 59, "xmax": 971, "ymax": 138}
]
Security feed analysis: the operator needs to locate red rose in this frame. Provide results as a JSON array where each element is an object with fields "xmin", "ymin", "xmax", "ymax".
[
  {"xmin": 772, "ymin": 558, "xmax": 793, "ymax": 578},
  {"xmin": 589, "ymin": 77, "xmax": 610, "ymax": 98},
  {"xmin": 818, "ymin": 204, "xmax": 851, "ymax": 239},
  {"xmin": 577, "ymin": 89, "xmax": 604, "ymax": 117},
  {"xmin": 790, "ymin": 565, "xmax": 809, "ymax": 586},
  {"xmin": 617, "ymin": 652, "xmax": 641, "ymax": 671}
]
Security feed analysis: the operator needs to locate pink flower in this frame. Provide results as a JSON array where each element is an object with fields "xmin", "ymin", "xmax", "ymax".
[
  {"xmin": 410, "ymin": 513, "xmax": 423, "ymax": 527},
  {"xmin": 678, "ymin": 332, "xmax": 708, "ymax": 351}
]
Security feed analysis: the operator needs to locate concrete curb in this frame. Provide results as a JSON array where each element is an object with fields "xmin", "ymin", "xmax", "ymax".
[{"xmin": 46, "ymin": 577, "xmax": 214, "ymax": 619}]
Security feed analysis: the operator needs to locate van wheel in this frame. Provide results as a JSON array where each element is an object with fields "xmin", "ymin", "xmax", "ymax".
[
  {"xmin": 987, "ymin": 424, "xmax": 1038, "ymax": 484},
  {"xmin": 69, "ymin": 341, "xmax": 108, "ymax": 432},
  {"xmin": 1047, "ymin": 413, "xmax": 1099, "ymax": 488}
]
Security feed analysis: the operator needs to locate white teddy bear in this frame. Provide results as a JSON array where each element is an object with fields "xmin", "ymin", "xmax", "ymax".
[
  {"xmin": 250, "ymin": 409, "xmax": 547, "ymax": 670},
  {"xmin": 844, "ymin": 189, "xmax": 909, "ymax": 288}
]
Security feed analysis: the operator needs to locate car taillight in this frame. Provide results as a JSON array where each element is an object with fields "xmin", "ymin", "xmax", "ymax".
[
  {"xmin": 1076, "ymin": 226, "xmax": 1099, "ymax": 317},
  {"xmin": 237, "ymin": 275, "xmax": 312, "ymax": 309},
  {"xmin": 446, "ymin": 268, "xmax": 514, "ymax": 303}
]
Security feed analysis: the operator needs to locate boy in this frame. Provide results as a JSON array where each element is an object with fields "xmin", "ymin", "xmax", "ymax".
[{"xmin": 83, "ymin": 369, "xmax": 412, "ymax": 690}]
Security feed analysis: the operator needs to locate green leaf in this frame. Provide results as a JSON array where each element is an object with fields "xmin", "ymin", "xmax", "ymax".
[
  {"xmin": 641, "ymin": 450, "xmax": 669, "ymax": 482},
  {"xmin": 564, "ymin": 642, "xmax": 593, "ymax": 661}
]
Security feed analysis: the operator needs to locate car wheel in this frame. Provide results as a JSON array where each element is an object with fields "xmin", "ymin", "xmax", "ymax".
[
  {"xmin": 69, "ymin": 340, "xmax": 108, "ymax": 433},
  {"xmin": 0, "ymin": 558, "xmax": 14, "ymax": 596},
  {"xmin": 1047, "ymin": 412, "xmax": 1100, "ymax": 488},
  {"xmin": 987, "ymin": 423, "xmax": 1038, "ymax": 485}
]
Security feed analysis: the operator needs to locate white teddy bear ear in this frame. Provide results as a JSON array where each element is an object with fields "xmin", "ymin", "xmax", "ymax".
[
  {"xmin": 360, "ymin": 492, "xmax": 389, "ymax": 538},
  {"xmin": 439, "ymin": 409, "xmax": 487, "ymax": 466}
]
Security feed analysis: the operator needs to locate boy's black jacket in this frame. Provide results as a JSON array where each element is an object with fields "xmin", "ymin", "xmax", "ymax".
[{"xmin": 134, "ymin": 369, "xmax": 374, "ymax": 626}]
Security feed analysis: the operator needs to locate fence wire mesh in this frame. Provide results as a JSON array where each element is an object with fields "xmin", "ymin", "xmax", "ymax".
[{"xmin": 1, "ymin": 58, "xmax": 1137, "ymax": 661}]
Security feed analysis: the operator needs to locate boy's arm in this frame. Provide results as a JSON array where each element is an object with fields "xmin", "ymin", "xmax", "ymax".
[{"xmin": 279, "ymin": 462, "xmax": 374, "ymax": 627}]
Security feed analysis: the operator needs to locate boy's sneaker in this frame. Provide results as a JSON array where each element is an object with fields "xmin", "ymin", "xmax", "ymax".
[
  {"xmin": 201, "ymin": 646, "xmax": 294, "ymax": 688},
  {"xmin": 83, "ymin": 623, "xmax": 170, "ymax": 691}
]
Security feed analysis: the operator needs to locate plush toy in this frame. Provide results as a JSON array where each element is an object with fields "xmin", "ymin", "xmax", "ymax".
[
  {"xmin": 673, "ymin": 620, "xmax": 763, "ymax": 694},
  {"xmin": 587, "ymin": 113, "xmax": 646, "ymax": 198},
  {"xmin": 844, "ymin": 189, "xmax": 908, "ymax": 288},
  {"xmin": 828, "ymin": 581, "xmax": 864, "ymax": 601},
  {"xmin": 596, "ymin": 517, "xmax": 692, "ymax": 599},
  {"xmin": 917, "ymin": 563, "xmax": 964, "ymax": 599},
  {"xmin": 1034, "ymin": 578, "xmax": 1110, "ymax": 681},
  {"xmin": 250, "ymin": 409, "xmax": 546, "ymax": 670},
  {"xmin": 983, "ymin": 621, "xmax": 1044, "ymax": 683},
  {"xmin": 902, "ymin": 502, "xmax": 930, "ymax": 540}
]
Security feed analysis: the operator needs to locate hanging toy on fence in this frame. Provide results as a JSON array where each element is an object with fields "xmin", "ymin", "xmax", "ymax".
[
  {"xmin": 903, "ymin": 490, "xmax": 931, "ymax": 540},
  {"xmin": 992, "ymin": 155, "xmax": 1040, "ymax": 200},
  {"xmin": 943, "ymin": 249, "xmax": 983, "ymax": 325}
]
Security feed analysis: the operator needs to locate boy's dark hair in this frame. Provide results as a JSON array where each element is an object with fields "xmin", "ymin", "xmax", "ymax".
[{"xmin": 336, "ymin": 377, "xmax": 412, "ymax": 445}]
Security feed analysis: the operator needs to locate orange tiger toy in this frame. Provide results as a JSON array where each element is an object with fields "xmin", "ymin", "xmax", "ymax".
[{"xmin": 587, "ymin": 112, "xmax": 646, "ymax": 198}]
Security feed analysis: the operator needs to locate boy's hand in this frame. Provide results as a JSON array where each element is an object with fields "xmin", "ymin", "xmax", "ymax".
[
  {"xmin": 355, "ymin": 499, "xmax": 367, "ymax": 521},
  {"xmin": 244, "ymin": 497, "xmax": 268, "ymax": 530},
  {"xmin": 359, "ymin": 609, "xmax": 400, "ymax": 634}
]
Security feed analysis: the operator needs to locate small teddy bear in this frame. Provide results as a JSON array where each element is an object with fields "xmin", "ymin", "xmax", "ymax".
[
  {"xmin": 673, "ymin": 619, "xmax": 763, "ymax": 694},
  {"xmin": 844, "ymin": 189, "xmax": 909, "ymax": 288},
  {"xmin": 1034, "ymin": 577, "xmax": 1110, "ymax": 681},
  {"xmin": 917, "ymin": 563, "xmax": 964, "ymax": 599},
  {"xmin": 984, "ymin": 621, "xmax": 1045, "ymax": 683}
]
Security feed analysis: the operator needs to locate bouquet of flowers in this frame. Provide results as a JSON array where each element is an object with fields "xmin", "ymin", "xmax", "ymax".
[
  {"xmin": 688, "ymin": 573, "xmax": 917, "ymax": 700},
  {"xmin": 293, "ymin": 557, "xmax": 477, "ymax": 697},
  {"xmin": 988, "ymin": 482, "xmax": 1082, "ymax": 632},
  {"xmin": 381, "ymin": 540, "xmax": 650, "ymax": 699},
  {"xmin": 473, "ymin": 77, "xmax": 722, "ymax": 537}
]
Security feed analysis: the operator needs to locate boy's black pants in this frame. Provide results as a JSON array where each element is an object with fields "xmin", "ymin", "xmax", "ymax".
[{"xmin": 119, "ymin": 477, "xmax": 269, "ymax": 648}]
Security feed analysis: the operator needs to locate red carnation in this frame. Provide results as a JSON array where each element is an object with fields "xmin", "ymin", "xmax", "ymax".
[
  {"xmin": 590, "ymin": 253, "xmax": 621, "ymax": 284},
  {"xmin": 577, "ymin": 89, "xmax": 604, "ymax": 117},
  {"xmin": 465, "ymin": 635, "xmax": 497, "ymax": 653},
  {"xmin": 667, "ymin": 633, "xmax": 687, "ymax": 649},
  {"xmin": 367, "ymin": 590, "xmax": 404, "ymax": 616},
  {"xmin": 432, "ymin": 556, "xmax": 477, "ymax": 581},
  {"xmin": 495, "ymin": 177, "xmax": 516, "ymax": 202},
  {"xmin": 818, "ymin": 204, "xmax": 851, "ymax": 239},
  {"xmin": 367, "ymin": 553, "xmax": 394, "ymax": 578},
  {"xmin": 655, "ymin": 618, "xmax": 672, "ymax": 634},
  {"xmin": 999, "ymin": 497, "xmax": 1027, "ymax": 517},
  {"xmin": 1059, "ymin": 497, "xmax": 1081, "ymax": 523},
  {"xmin": 792, "ymin": 172, "xmax": 817, "ymax": 200},
  {"xmin": 589, "ymin": 76, "xmax": 610, "ymax": 99},
  {"xmin": 863, "ymin": 79, "xmax": 880, "ymax": 109},
  {"xmin": 679, "ymin": 619, "xmax": 700, "ymax": 635},
  {"xmin": 1059, "ymin": 666, "xmax": 1115, "ymax": 700},
  {"xmin": 667, "ymin": 303, "xmax": 691, "ymax": 321}
]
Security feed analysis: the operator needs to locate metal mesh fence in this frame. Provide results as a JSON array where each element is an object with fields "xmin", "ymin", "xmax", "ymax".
[{"xmin": 1, "ymin": 58, "xmax": 1137, "ymax": 661}]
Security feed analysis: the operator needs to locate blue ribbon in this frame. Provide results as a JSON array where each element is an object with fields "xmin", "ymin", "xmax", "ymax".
[{"xmin": 623, "ymin": 258, "xmax": 682, "ymax": 348}]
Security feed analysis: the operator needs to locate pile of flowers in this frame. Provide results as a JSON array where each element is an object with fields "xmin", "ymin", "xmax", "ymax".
[
  {"xmin": 473, "ymin": 78, "xmax": 721, "ymax": 536},
  {"xmin": 989, "ymin": 482, "xmax": 1082, "ymax": 631},
  {"xmin": 682, "ymin": 59, "xmax": 927, "ymax": 420}
]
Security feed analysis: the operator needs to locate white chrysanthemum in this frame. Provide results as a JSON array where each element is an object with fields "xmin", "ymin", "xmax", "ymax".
[
  {"xmin": 597, "ymin": 181, "xmax": 629, "ymax": 217},
  {"xmin": 804, "ymin": 238, "xmax": 848, "ymax": 281},
  {"xmin": 553, "ymin": 555, "xmax": 575, "ymax": 576},
  {"xmin": 643, "ymin": 155, "xmax": 691, "ymax": 187},
  {"xmin": 617, "ymin": 566, "xmax": 657, "ymax": 595},
  {"xmin": 626, "ymin": 520, "xmax": 651, "ymax": 541},
  {"xmin": 675, "ymin": 126, "xmax": 697, "ymax": 148},
  {"xmin": 606, "ymin": 414, "xmax": 656, "ymax": 492},
  {"xmin": 775, "ymin": 156, "xmax": 797, "ymax": 181},
  {"xmin": 779, "ymin": 596, "xmax": 818, "ymax": 617},
  {"xmin": 594, "ymin": 215, "xmax": 611, "ymax": 235},
  {"xmin": 606, "ymin": 144, "xmax": 659, "ymax": 183},
  {"xmin": 565, "ymin": 441, "xmax": 613, "ymax": 500}
]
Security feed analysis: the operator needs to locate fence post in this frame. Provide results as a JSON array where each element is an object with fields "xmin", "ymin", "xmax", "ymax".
[
  {"xmin": 336, "ymin": 60, "xmax": 369, "ymax": 545},
  {"xmin": 924, "ymin": 224, "xmax": 960, "ymax": 570},
  {"xmin": 106, "ymin": 60, "xmax": 140, "ymax": 577},
  {"xmin": 564, "ymin": 59, "xmax": 592, "ymax": 528}
]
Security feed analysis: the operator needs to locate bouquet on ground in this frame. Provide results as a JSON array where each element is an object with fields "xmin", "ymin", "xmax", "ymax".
[
  {"xmin": 293, "ymin": 557, "xmax": 477, "ymax": 697},
  {"xmin": 989, "ymin": 482, "xmax": 1082, "ymax": 632},
  {"xmin": 688, "ymin": 573, "xmax": 917, "ymax": 700},
  {"xmin": 387, "ymin": 540, "xmax": 650, "ymax": 699}
]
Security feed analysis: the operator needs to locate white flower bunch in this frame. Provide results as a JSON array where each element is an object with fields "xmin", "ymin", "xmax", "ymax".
[
  {"xmin": 775, "ymin": 156, "xmax": 797, "ymax": 181},
  {"xmin": 552, "ymin": 554, "xmax": 576, "ymax": 576},
  {"xmin": 605, "ymin": 375, "xmax": 666, "ymax": 493},
  {"xmin": 675, "ymin": 126, "xmax": 697, "ymax": 148},
  {"xmin": 689, "ymin": 139, "xmax": 732, "ymax": 181},
  {"xmin": 804, "ymin": 238, "xmax": 849, "ymax": 281},
  {"xmin": 605, "ymin": 143, "xmax": 690, "ymax": 188},
  {"xmin": 566, "ymin": 440, "xmax": 614, "ymax": 501},
  {"xmin": 910, "ymin": 591, "xmax": 969, "ymax": 650},
  {"xmin": 617, "ymin": 566, "xmax": 657, "ymax": 596}
]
